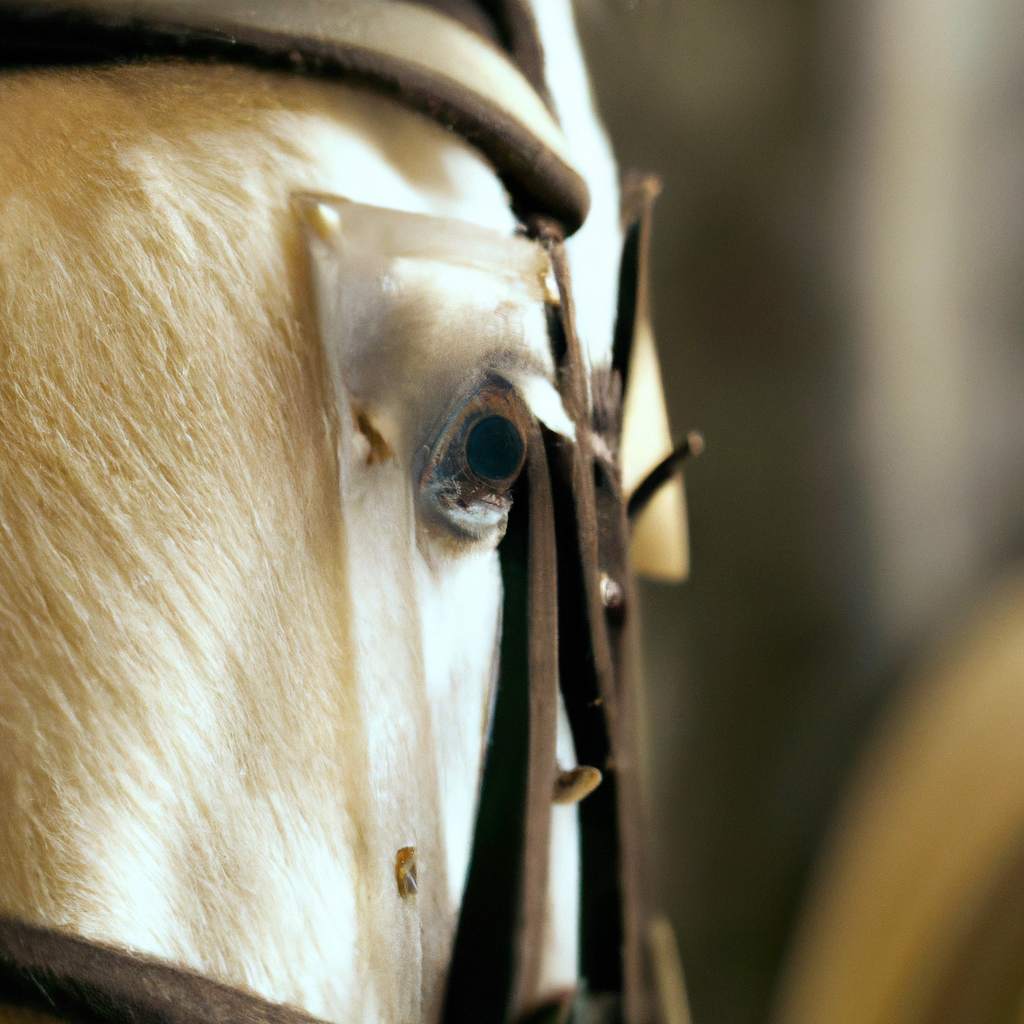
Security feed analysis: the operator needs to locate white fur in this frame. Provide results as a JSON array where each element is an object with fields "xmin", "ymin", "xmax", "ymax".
[{"xmin": 528, "ymin": 0, "xmax": 623, "ymax": 374}]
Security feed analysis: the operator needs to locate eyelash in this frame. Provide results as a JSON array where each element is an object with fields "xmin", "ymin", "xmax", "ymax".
[{"xmin": 418, "ymin": 376, "xmax": 530, "ymax": 541}]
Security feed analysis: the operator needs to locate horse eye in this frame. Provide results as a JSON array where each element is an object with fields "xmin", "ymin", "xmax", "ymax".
[
  {"xmin": 465, "ymin": 415, "xmax": 524, "ymax": 483},
  {"xmin": 418, "ymin": 378, "xmax": 529, "ymax": 540}
]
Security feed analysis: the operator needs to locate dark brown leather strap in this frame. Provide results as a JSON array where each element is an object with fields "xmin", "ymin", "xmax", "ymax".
[
  {"xmin": 531, "ymin": 213, "xmax": 664, "ymax": 1024},
  {"xmin": 612, "ymin": 176, "xmax": 661, "ymax": 390},
  {"xmin": 443, "ymin": 416, "xmax": 564, "ymax": 1024},
  {"xmin": 0, "ymin": 917, "xmax": 325, "ymax": 1024},
  {"xmin": 510, "ymin": 422, "xmax": 560, "ymax": 1016}
]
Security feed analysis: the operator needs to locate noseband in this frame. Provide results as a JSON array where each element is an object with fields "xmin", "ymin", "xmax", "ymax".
[{"xmin": 0, "ymin": 4, "xmax": 670, "ymax": 1022}]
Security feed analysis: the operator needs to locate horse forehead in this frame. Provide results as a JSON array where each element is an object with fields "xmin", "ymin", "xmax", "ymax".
[{"xmin": 0, "ymin": 61, "xmax": 518, "ymax": 234}]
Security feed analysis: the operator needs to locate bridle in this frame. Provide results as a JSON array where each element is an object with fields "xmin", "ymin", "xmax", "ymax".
[{"xmin": 0, "ymin": 4, "xmax": 675, "ymax": 1022}]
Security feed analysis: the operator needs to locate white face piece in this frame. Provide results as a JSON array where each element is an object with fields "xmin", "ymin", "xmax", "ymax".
[{"xmin": 297, "ymin": 197, "xmax": 578, "ymax": 1020}]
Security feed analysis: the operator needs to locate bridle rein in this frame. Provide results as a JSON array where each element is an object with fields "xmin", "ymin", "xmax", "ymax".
[{"xmin": 0, "ymin": 4, "xmax": 672, "ymax": 1022}]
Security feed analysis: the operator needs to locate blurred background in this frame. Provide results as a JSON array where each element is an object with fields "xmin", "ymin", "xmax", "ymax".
[{"xmin": 572, "ymin": 0, "xmax": 1024, "ymax": 1021}]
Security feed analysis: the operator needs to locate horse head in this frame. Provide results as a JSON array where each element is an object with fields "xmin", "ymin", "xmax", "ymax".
[{"xmin": 0, "ymin": 4, "xmax": 685, "ymax": 1023}]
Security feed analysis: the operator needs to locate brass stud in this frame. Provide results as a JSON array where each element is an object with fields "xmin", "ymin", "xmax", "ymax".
[
  {"xmin": 553, "ymin": 765, "xmax": 603, "ymax": 805},
  {"xmin": 395, "ymin": 846, "xmax": 417, "ymax": 898}
]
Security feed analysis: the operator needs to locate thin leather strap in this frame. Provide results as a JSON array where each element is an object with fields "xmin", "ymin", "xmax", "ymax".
[
  {"xmin": 612, "ymin": 176, "xmax": 661, "ymax": 389},
  {"xmin": 443, "ymin": 469, "xmax": 532, "ymax": 1024},
  {"xmin": 534, "ymin": 218, "xmax": 662, "ymax": 1024},
  {"xmin": 543, "ymin": 418, "xmax": 623, "ymax": 1002},
  {"xmin": 510, "ymin": 421, "xmax": 560, "ymax": 1016},
  {"xmin": 443, "ymin": 417, "xmax": 562, "ymax": 1024},
  {"xmin": 0, "ymin": 917, "xmax": 325, "ymax": 1024},
  {"xmin": 626, "ymin": 433, "xmax": 703, "ymax": 521}
]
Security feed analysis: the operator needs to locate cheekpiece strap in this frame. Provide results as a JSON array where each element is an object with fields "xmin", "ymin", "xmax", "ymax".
[
  {"xmin": 532, "ymin": 217, "xmax": 664, "ymax": 1024},
  {"xmin": 512, "ymin": 422, "xmax": 561, "ymax": 1015}
]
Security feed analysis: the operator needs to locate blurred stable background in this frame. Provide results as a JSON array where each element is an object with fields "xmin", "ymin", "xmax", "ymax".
[{"xmin": 573, "ymin": 0, "xmax": 1024, "ymax": 1022}]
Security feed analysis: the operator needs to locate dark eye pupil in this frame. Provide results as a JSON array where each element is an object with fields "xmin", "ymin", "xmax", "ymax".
[{"xmin": 465, "ymin": 415, "xmax": 524, "ymax": 481}]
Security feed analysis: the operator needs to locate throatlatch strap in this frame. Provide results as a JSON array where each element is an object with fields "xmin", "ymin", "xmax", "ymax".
[{"xmin": 0, "ymin": 917, "xmax": 325, "ymax": 1024}]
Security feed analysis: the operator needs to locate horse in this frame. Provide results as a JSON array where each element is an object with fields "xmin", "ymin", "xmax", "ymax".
[{"xmin": 0, "ymin": 3, "xmax": 688, "ymax": 1023}]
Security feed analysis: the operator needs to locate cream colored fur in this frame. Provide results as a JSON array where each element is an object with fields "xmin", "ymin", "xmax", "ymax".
[{"xmin": 0, "ymin": 60, "xmax": 587, "ymax": 1024}]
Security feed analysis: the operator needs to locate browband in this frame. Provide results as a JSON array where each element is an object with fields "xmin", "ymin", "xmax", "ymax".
[{"xmin": 0, "ymin": 0, "xmax": 589, "ymax": 234}]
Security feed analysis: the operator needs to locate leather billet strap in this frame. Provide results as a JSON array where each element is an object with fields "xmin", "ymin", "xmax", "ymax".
[{"xmin": 0, "ymin": 0, "xmax": 589, "ymax": 234}]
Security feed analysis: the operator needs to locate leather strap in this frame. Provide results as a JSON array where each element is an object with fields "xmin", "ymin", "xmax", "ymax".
[
  {"xmin": 442, "ymin": 416, "xmax": 562, "ymax": 1024},
  {"xmin": 612, "ymin": 176, "xmax": 661, "ymax": 390},
  {"xmin": 0, "ymin": 916, "xmax": 324, "ymax": 1024},
  {"xmin": 533, "ymin": 215, "xmax": 663, "ymax": 1024},
  {"xmin": 511, "ymin": 422, "xmax": 560, "ymax": 1016},
  {"xmin": 443, "ymin": 469, "xmax": 531, "ymax": 1024},
  {"xmin": 0, "ymin": 0, "xmax": 589, "ymax": 233}
]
